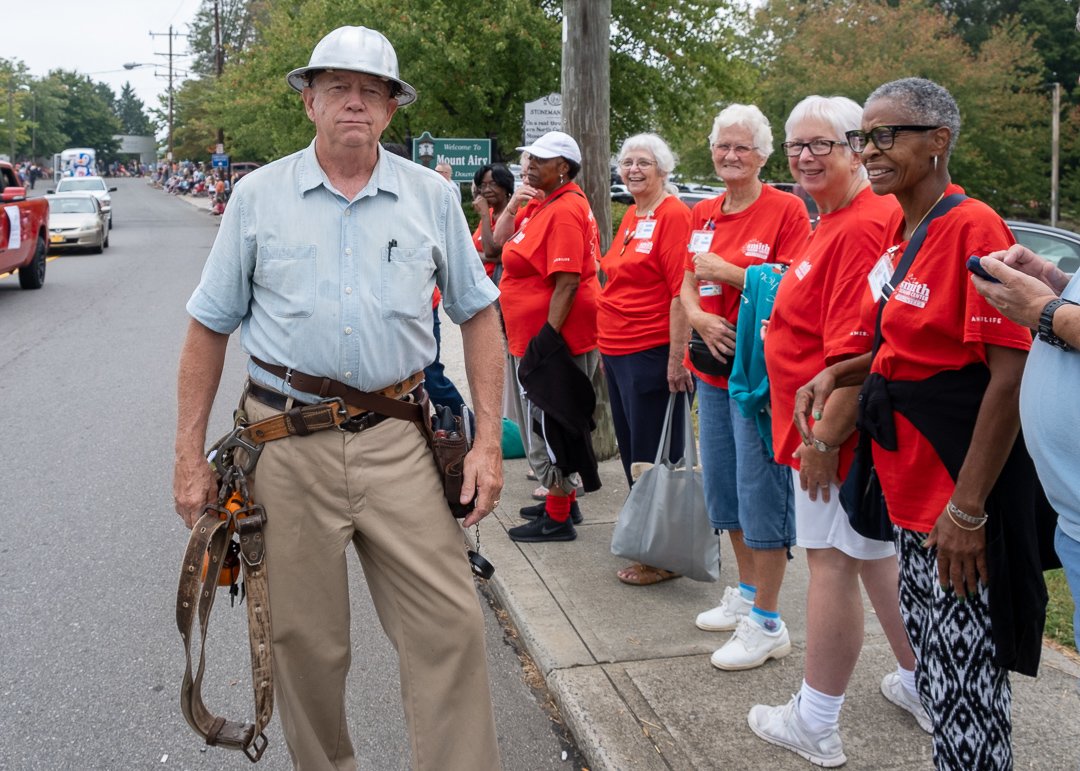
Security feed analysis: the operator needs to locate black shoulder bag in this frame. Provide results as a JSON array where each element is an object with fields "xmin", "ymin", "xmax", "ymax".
[{"xmin": 839, "ymin": 193, "xmax": 966, "ymax": 541}]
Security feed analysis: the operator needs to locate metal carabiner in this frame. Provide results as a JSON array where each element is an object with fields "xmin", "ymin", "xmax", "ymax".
[{"xmin": 213, "ymin": 426, "xmax": 264, "ymax": 476}]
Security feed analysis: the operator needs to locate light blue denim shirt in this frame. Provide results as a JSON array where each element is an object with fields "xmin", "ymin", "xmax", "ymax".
[{"xmin": 187, "ymin": 139, "xmax": 498, "ymax": 398}]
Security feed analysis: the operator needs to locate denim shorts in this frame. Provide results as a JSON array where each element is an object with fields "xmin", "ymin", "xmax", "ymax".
[
  {"xmin": 697, "ymin": 379, "xmax": 794, "ymax": 549},
  {"xmin": 1054, "ymin": 525, "xmax": 1080, "ymax": 652}
]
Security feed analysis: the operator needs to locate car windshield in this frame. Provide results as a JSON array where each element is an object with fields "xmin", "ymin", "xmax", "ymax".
[
  {"xmin": 50, "ymin": 197, "xmax": 97, "ymax": 214},
  {"xmin": 1013, "ymin": 229, "xmax": 1080, "ymax": 274},
  {"xmin": 58, "ymin": 179, "xmax": 106, "ymax": 192}
]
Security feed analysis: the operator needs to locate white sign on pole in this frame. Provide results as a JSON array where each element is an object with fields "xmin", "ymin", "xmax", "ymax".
[{"xmin": 522, "ymin": 93, "xmax": 563, "ymax": 146}]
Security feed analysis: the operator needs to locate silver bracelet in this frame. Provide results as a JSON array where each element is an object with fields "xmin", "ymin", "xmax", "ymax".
[{"xmin": 947, "ymin": 500, "xmax": 987, "ymax": 526}]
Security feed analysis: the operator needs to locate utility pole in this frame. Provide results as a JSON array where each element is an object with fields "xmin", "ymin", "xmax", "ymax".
[
  {"xmin": 562, "ymin": 0, "xmax": 616, "ymax": 460},
  {"xmin": 1051, "ymin": 81, "xmax": 1060, "ymax": 228},
  {"xmin": 214, "ymin": 0, "xmax": 225, "ymax": 150},
  {"xmin": 149, "ymin": 25, "xmax": 182, "ymax": 161}
]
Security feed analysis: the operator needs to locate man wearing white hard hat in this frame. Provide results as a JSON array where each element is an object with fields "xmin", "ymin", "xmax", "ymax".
[{"xmin": 174, "ymin": 25, "xmax": 503, "ymax": 770}]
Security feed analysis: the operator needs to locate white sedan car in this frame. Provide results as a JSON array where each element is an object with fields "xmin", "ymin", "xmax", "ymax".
[
  {"xmin": 45, "ymin": 193, "xmax": 108, "ymax": 253},
  {"xmin": 50, "ymin": 176, "xmax": 116, "ymax": 229}
]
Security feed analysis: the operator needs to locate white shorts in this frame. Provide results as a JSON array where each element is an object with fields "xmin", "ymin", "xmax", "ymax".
[{"xmin": 792, "ymin": 469, "xmax": 896, "ymax": 560}]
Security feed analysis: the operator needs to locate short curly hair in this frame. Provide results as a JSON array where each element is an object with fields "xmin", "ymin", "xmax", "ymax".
[{"xmin": 865, "ymin": 77, "xmax": 960, "ymax": 158}]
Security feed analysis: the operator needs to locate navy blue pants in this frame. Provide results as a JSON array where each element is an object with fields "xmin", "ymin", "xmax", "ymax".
[
  {"xmin": 424, "ymin": 306, "xmax": 465, "ymax": 416},
  {"xmin": 603, "ymin": 345, "xmax": 686, "ymax": 486}
]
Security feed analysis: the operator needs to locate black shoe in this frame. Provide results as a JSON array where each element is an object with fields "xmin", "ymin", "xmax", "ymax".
[
  {"xmin": 519, "ymin": 499, "xmax": 583, "ymax": 525},
  {"xmin": 508, "ymin": 512, "xmax": 577, "ymax": 542}
]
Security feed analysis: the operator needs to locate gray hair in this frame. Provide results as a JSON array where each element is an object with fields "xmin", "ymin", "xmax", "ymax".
[
  {"xmin": 865, "ymin": 77, "xmax": 960, "ymax": 157},
  {"xmin": 785, "ymin": 95, "xmax": 867, "ymax": 179},
  {"xmin": 618, "ymin": 133, "xmax": 679, "ymax": 194},
  {"xmin": 708, "ymin": 104, "xmax": 774, "ymax": 160}
]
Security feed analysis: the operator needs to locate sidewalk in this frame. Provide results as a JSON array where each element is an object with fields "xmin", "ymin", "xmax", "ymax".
[
  {"xmin": 166, "ymin": 186, "xmax": 1079, "ymax": 769},
  {"xmin": 479, "ymin": 455, "xmax": 1080, "ymax": 770}
]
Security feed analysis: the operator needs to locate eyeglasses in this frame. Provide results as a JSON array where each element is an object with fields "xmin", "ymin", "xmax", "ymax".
[
  {"xmin": 781, "ymin": 139, "xmax": 847, "ymax": 157},
  {"xmin": 618, "ymin": 158, "xmax": 656, "ymax": 170},
  {"xmin": 711, "ymin": 143, "xmax": 757, "ymax": 157},
  {"xmin": 845, "ymin": 125, "xmax": 939, "ymax": 153}
]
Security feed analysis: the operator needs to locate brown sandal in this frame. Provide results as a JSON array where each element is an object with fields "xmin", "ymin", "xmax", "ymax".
[{"xmin": 617, "ymin": 563, "xmax": 681, "ymax": 586}]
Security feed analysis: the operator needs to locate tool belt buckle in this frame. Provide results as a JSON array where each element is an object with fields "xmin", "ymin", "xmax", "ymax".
[{"xmin": 244, "ymin": 731, "xmax": 269, "ymax": 762}]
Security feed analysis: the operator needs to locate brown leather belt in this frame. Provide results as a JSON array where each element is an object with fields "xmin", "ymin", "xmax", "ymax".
[
  {"xmin": 251, "ymin": 357, "xmax": 424, "ymax": 406},
  {"xmin": 246, "ymin": 381, "xmax": 392, "ymax": 436}
]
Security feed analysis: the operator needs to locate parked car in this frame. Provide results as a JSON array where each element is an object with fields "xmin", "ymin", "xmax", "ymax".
[
  {"xmin": 45, "ymin": 193, "xmax": 108, "ymax": 253},
  {"xmin": 50, "ymin": 175, "xmax": 115, "ymax": 229},
  {"xmin": 1006, "ymin": 220, "xmax": 1080, "ymax": 274},
  {"xmin": 231, "ymin": 162, "xmax": 261, "ymax": 181},
  {"xmin": 0, "ymin": 160, "xmax": 50, "ymax": 288},
  {"xmin": 769, "ymin": 181, "xmax": 820, "ymax": 227}
]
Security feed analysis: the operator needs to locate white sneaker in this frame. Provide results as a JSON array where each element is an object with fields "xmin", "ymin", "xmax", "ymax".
[
  {"xmin": 748, "ymin": 696, "xmax": 847, "ymax": 767},
  {"xmin": 695, "ymin": 586, "xmax": 753, "ymax": 632},
  {"xmin": 710, "ymin": 616, "xmax": 791, "ymax": 670},
  {"xmin": 880, "ymin": 672, "xmax": 932, "ymax": 734}
]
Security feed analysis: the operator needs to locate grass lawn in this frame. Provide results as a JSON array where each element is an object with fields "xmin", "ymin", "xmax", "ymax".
[{"xmin": 1045, "ymin": 568, "xmax": 1076, "ymax": 653}]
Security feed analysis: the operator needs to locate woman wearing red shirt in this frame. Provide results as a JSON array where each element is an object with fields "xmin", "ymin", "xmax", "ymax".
[
  {"xmin": 599, "ymin": 133, "xmax": 693, "ymax": 585},
  {"xmin": 500, "ymin": 131, "xmax": 601, "ymax": 543},
  {"xmin": 681, "ymin": 104, "xmax": 810, "ymax": 672},
  {"xmin": 748, "ymin": 96, "xmax": 924, "ymax": 767},
  {"xmin": 470, "ymin": 163, "xmax": 513, "ymax": 282},
  {"xmin": 795, "ymin": 79, "xmax": 1034, "ymax": 771}
]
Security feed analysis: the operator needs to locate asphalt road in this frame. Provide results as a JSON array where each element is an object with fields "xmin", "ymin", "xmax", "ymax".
[{"xmin": 0, "ymin": 178, "xmax": 581, "ymax": 770}]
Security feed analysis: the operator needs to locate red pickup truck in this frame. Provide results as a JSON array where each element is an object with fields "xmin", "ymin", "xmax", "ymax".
[{"xmin": 1, "ymin": 161, "xmax": 49, "ymax": 289}]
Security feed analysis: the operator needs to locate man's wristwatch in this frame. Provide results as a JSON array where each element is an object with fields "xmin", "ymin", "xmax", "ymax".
[
  {"xmin": 812, "ymin": 438, "xmax": 839, "ymax": 454},
  {"xmin": 1037, "ymin": 298, "xmax": 1078, "ymax": 350}
]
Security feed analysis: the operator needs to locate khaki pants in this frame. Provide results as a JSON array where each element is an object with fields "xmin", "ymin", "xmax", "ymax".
[{"xmin": 243, "ymin": 394, "xmax": 500, "ymax": 771}]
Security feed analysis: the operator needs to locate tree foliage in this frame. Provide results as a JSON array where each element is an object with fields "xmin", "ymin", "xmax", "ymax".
[
  {"xmin": 115, "ymin": 83, "xmax": 152, "ymax": 135},
  {"xmin": 47, "ymin": 71, "xmax": 121, "ymax": 160},
  {"xmin": 749, "ymin": 0, "xmax": 1049, "ymax": 217},
  {"xmin": 187, "ymin": 0, "xmax": 270, "ymax": 77}
]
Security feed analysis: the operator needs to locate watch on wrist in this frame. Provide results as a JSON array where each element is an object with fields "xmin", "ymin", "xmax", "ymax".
[
  {"xmin": 812, "ymin": 438, "xmax": 839, "ymax": 454},
  {"xmin": 1037, "ymin": 298, "xmax": 1078, "ymax": 350}
]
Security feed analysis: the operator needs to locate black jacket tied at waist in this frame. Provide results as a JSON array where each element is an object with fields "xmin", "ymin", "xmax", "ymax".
[
  {"xmin": 857, "ymin": 364, "xmax": 1051, "ymax": 676},
  {"xmin": 518, "ymin": 323, "xmax": 602, "ymax": 493}
]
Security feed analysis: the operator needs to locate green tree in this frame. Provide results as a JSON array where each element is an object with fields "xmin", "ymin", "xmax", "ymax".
[
  {"xmin": 187, "ymin": 0, "xmax": 269, "ymax": 77},
  {"xmin": 115, "ymin": 82, "xmax": 153, "ymax": 135},
  {"xmin": 22, "ymin": 77, "xmax": 71, "ymax": 161},
  {"xmin": 46, "ymin": 71, "xmax": 121, "ymax": 159},
  {"xmin": 748, "ymin": 0, "xmax": 1049, "ymax": 217},
  {"xmin": 0, "ymin": 58, "xmax": 31, "ymax": 160}
]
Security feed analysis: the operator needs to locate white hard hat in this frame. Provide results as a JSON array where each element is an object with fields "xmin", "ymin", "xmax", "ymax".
[{"xmin": 286, "ymin": 26, "xmax": 417, "ymax": 106}]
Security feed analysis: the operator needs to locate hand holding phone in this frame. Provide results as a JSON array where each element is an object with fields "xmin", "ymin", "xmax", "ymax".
[{"xmin": 967, "ymin": 255, "xmax": 1001, "ymax": 284}]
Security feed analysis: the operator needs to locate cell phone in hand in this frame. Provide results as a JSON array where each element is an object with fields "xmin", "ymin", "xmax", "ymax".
[{"xmin": 967, "ymin": 255, "xmax": 1001, "ymax": 283}]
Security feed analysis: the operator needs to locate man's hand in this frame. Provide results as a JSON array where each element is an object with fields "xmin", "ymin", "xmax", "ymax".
[
  {"xmin": 984, "ymin": 244, "xmax": 1069, "ymax": 293},
  {"xmin": 667, "ymin": 357, "xmax": 694, "ymax": 393},
  {"xmin": 174, "ymin": 453, "xmax": 219, "ymax": 528},
  {"xmin": 973, "ymin": 256, "xmax": 1058, "ymax": 329},
  {"xmin": 460, "ymin": 440, "xmax": 503, "ymax": 528}
]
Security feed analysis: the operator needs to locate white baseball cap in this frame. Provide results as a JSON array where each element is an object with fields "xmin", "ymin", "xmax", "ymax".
[{"xmin": 516, "ymin": 131, "xmax": 581, "ymax": 165}]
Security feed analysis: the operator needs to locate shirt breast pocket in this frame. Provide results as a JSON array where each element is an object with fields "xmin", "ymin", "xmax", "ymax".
[
  {"xmin": 381, "ymin": 245, "xmax": 436, "ymax": 320},
  {"xmin": 253, "ymin": 245, "xmax": 316, "ymax": 318}
]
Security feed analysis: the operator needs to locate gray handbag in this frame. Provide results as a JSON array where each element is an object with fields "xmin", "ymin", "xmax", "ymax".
[{"xmin": 610, "ymin": 393, "xmax": 720, "ymax": 582}]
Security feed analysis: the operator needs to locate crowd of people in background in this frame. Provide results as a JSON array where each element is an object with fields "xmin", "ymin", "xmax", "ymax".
[
  {"xmin": 464, "ymin": 75, "xmax": 1072, "ymax": 771},
  {"xmin": 152, "ymin": 160, "xmax": 235, "ymax": 215}
]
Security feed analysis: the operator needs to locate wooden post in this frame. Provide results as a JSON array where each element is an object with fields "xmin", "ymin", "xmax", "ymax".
[
  {"xmin": 562, "ymin": 0, "xmax": 617, "ymax": 462},
  {"xmin": 1051, "ymin": 81, "xmax": 1060, "ymax": 229}
]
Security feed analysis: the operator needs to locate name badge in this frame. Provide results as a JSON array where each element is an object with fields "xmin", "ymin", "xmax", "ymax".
[
  {"xmin": 699, "ymin": 281, "xmax": 721, "ymax": 297},
  {"xmin": 868, "ymin": 254, "xmax": 894, "ymax": 302},
  {"xmin": 688, "ymin": 229, "xmax": 714, "ymax": 253},
  {"xmin": 634, "ymin": 219, "xmax": 657, "ymax": 240}
]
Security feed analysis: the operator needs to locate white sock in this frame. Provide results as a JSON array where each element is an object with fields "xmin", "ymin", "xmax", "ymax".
[
  {"xmin": 797, "ymin": 680, "xmax": 844, "ymax": 735},
  {"xmin": 897, "ymin": 664, "xmax": 918, "ymax": 700}
]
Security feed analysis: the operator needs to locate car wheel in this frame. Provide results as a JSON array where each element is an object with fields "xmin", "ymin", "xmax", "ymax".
[
  {"xmin": 103, "ymin": 228, "xmax": 110, "ymax": 249},
  {"xmin": 108, "ymin": 214, "xmax": 113, "ymax": 230},
  {"xmin": 92, "ymin": 228, "xmax": 104, "ymax": 254},
  {"xmin": 18, "ymin": 236, "xmax": 46, "ymax": 289}
]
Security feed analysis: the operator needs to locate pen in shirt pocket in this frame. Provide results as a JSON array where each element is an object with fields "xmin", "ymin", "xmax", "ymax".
[{"xmin": 387, "ymin": 239, "xmax": 397, "ymax": 261}]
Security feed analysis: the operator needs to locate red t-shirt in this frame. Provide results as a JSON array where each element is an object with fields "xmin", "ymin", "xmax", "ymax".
[
  {"xmin": 766, "ymin": 188, "xmax": 899, "ymax": 477},
  {"xmin": 472, "ymin": 208, "xmax": 498, "ymax": 280},
  {"xmin": 864, "ymin": 185, "xmax": 1032, "ymax": 532},
  {"xmin": 500, "ymin": 182, "xmax": 600, "ymax": 357},
  {"xmin": 683, "ymin": 185, "xmax": 811, "ymax": 388},
  {"xmin": 597, "ymin": 195, "xmax": 692, "ymax": 355}
]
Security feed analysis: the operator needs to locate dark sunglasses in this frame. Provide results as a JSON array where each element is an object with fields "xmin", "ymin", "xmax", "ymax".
[{"xmin": 845, "ymin": 125, "xmax": 939, "ymax": 153}]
